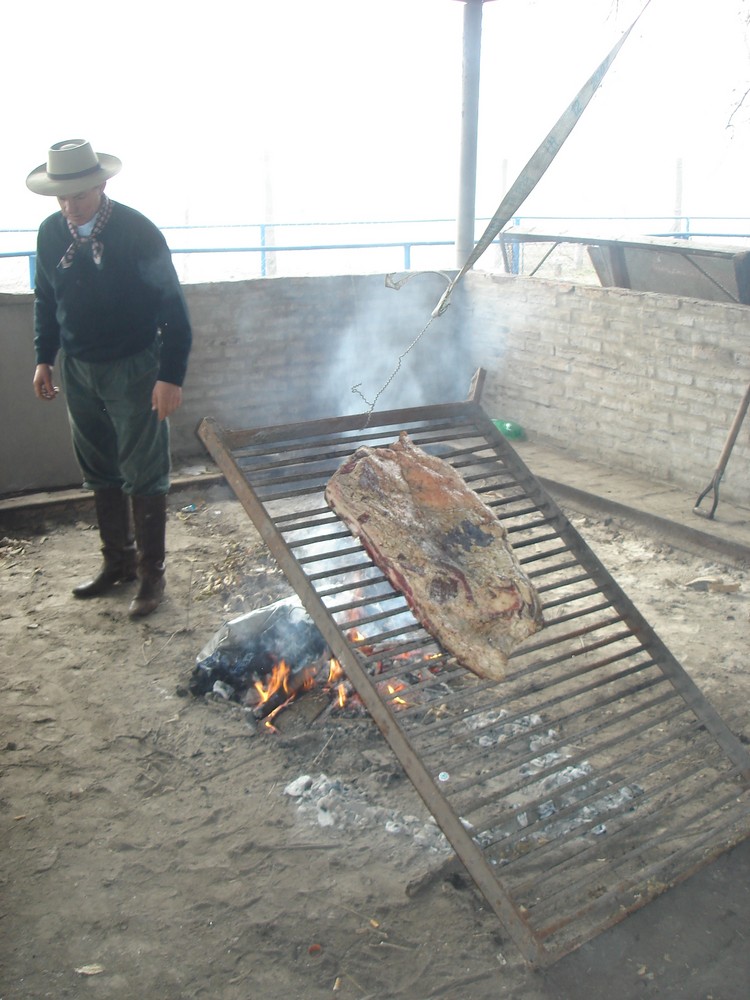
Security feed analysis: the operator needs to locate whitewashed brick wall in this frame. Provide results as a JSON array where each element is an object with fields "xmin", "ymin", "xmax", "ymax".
[
  {"xmin": 460, "ymin": 272, "xmax": 749, "ymax": 506},
  {"xmin": 2, "ymin": 272, "xmax": 748, "ymax": 506}
]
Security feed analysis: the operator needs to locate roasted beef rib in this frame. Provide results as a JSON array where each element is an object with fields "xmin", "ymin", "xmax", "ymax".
[{"xmin": 324, "ymin": 432, "xmax": 544, "ymax": 681}]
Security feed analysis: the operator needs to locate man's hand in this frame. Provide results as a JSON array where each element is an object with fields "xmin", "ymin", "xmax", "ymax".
[
  {"xmin": 33, "ymin": 364, "xmax": 58, "ymax": 401},
  {"xmin": 152, "ymin": 380, "xmax": 183, "ymax": 421}
]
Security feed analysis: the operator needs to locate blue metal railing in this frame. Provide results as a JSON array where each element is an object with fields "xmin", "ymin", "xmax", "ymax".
[
  {"xmin": 169, "ymin": 239, "xmax": 454, "ymax": 275},
  {"xmin": 4, "ymin": 216, "xmax": 750, "ymax": 289},
  {"xmin": 1, "ymin": 218, "xmax": 459, "ymax": 286}
]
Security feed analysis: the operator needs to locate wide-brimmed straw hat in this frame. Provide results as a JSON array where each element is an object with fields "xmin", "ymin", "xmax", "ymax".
[{"xmin": 26, "ymin": 139, "xmax": 122, "ymax": 196}]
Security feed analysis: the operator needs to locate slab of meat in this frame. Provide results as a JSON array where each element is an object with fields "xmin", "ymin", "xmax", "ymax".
[{"xmin": 324, "ymin": 432, "xmax": 544, "ymax": 681}]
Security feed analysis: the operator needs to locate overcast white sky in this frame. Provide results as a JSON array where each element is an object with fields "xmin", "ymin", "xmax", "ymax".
[{"xmin": 2, "ymin": 0, "xmax": 749, "ymax": 233}]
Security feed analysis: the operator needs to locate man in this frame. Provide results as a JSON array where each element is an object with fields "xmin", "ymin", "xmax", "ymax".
[{"xmin": 27, "ymin": 139, "xmax": 192, "ymax": 618}]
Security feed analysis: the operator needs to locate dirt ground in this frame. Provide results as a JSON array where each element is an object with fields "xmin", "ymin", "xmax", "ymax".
[{"xmin": 1, "ymin": 481, "xmax": 749, "ymax": 1000}]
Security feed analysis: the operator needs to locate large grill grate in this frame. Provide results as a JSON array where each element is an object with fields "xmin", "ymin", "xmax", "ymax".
[{"xmin": 198, "ymin": 390, "xmax": 750, "ymax": 967}]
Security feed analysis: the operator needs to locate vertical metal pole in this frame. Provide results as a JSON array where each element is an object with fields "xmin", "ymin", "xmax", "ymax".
[
  {"xmin": 511, "ymin": 216, "xmax": 520, "ymax": 274},
  {"xmin": 673, "ymin": 157, "xmax": 683, "ymax": 234},
  {"xmin": 263, "ymin": 150, "xmax": 277, "ymax": 276},
  {"xmin": 456, "ymin": 0, "xmax": 484, "ymax": 267}
]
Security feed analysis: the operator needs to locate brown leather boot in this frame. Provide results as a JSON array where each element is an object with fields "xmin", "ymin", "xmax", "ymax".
[
  {"xmin": 129, "ymin": 493, "xmax": 167, "ymax": 618},
  {"xmin": 73, "ymin": 489, "xmax": 137, "ymax": 598}
]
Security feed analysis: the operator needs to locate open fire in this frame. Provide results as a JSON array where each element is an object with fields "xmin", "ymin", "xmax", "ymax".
[
  {"xmin": 189, "ymin": 598, "xmax": 434, "ymax": 730},
  {"xmin": 247, "ymin": 629, "xmax": 434, "ymax": 730},
  {"xmin": 249, "ymin": 647, "xmax": 354, "ymax": 729}
]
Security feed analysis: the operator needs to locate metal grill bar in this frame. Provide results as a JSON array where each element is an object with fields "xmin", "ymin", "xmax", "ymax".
[{"xmin": 197, "ymin": 390, "xmax": 750, "ymax": 967}]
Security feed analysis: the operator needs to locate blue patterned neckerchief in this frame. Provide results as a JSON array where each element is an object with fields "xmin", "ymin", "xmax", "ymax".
[{"xmin": 58, "ymin": 194, "xmax": 113, "ymax": 270}]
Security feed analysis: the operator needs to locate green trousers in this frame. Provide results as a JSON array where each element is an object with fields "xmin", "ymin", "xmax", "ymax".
[{"xmin": 60, "ymin": 344, "xmax": 171, "ymax": 496}]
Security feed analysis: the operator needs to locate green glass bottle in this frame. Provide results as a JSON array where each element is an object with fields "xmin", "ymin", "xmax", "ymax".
[{"xmin": 493, "ymin": 419, "xmax": 525, "ymax": 440}]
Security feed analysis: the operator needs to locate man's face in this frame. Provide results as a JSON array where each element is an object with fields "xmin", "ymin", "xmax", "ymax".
[{"xmin": 57, "ymin": 184, "xmax": 105, "ymax": 227}]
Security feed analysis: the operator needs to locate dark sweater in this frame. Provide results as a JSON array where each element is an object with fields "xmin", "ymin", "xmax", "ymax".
[{"xmin": 34, "ymin": 201, "xmax": 192, "ymax": 386}]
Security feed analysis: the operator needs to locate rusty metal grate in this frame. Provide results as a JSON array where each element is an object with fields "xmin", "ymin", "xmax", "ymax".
[{"xmin": 197, "ymin": 388, "xmax": 750, "ymax": 968}]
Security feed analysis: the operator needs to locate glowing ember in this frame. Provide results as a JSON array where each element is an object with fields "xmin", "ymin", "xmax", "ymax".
[{"xmin": 385, "ymin": 681, "xmax": 409, "ymax": 706}]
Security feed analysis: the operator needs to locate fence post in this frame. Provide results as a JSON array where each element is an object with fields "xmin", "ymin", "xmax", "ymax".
[
  {"xmin": 511, "ymin": 217, "xmax": 520, "ymax": 274},
  {"xmin": 259, "ymin": 224, "xmax": 267, "ymax": 277}
]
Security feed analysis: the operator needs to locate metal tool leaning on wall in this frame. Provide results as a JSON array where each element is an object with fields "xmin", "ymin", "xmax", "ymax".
[
  {"xmin": 694, "ymin": 379, "xmax": 750, "ymax": 520},
  {"xmin": 26, "ymin": 139, "xmax": 193, "ymax": 618}
]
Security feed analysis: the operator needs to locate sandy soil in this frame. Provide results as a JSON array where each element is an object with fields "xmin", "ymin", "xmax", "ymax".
[{"xmin": 1, "ymin": 483, "xmax": 749, "ymax": 1000}]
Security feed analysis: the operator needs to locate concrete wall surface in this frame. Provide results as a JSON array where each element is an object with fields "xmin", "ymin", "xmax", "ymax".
[
  {"xmin": 0, "ymin": 293, "xmax": 80, "ymax": 495},
  {"xmin": 1, "ymin": 272, "xmax": 748, "ymax": 507}
]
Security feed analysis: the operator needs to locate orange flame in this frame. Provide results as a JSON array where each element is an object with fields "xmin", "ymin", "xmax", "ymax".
[
  {"xmin": 326, "ymin": 657, "xmax": 349, "ymax": 708},
  {"xmin": 386, "ymin": 681, "xmax": 408, "ymax": 706},
  {"xmin": 254, "ymin": 660, "xmax": 292, "ymax": 703},
  {"xmin": 327, "ymin": 657, "xmax": 344, "ymax": 684},
  {"xmin": 347, "ymin": 626, "xmax": 374, "ymax": 656}
]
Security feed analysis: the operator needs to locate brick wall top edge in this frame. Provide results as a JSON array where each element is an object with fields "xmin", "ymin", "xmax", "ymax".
[{"xmin": 463, "ymin": 271, "xmax": 750, "ymax": 319}]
